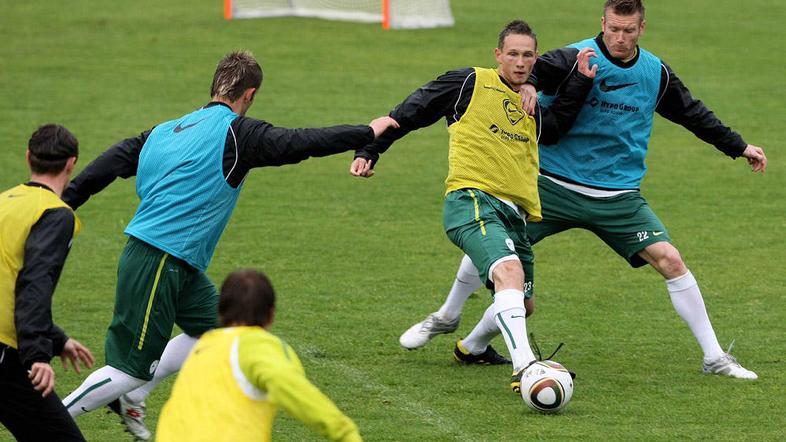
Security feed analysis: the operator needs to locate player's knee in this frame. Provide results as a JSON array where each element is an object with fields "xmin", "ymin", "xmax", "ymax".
[
  {"xmin": 658, "ymin": 248, "xmax": 687, "ymax": 278},
  {"xmin": 491, "ymin": 260, "xmax": 524, "ymax": 290}
]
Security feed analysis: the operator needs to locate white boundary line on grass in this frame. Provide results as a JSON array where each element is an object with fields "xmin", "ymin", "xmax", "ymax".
[{"xmin": 300, "ymin": 345, "xmax": 486, "ymax": 442}]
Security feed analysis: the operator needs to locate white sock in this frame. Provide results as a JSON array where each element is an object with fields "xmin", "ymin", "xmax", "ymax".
[
  {"xmin": 124, "ymin": 333, "xmax": 198, "ymax": 404},
  {"xmin": 437, "ymin": 255, "xmax": 483, "ymax": 321},
  {"xmin": 62, "ymin": 365, "xmax": 146, "ymax": 417},
  {"xmin": 666, "ymin": 270, "xmax": 724, "ymax": 360},
  {"xmin": 461, "ymin": 304, "xmax": 500, "ymax": 354},
  {"xmin": 493, "ymin": 289, "xmax": 536, "ymax": 371}
]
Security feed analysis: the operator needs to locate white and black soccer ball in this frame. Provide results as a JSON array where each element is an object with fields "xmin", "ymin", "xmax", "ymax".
[{"xmin": 520, "ymin": 360, "xmax": 574, "ymax": 413}]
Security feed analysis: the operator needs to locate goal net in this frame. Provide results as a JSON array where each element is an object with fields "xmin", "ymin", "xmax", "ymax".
[{"xmin": 224, "ymin": 0, "xmax": 454, "ymax": 29}]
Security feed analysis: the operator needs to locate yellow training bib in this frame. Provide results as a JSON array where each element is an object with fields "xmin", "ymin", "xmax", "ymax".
[{"xmin": 446, "ymin": 68, "xmax": 541, "ymax": 221}]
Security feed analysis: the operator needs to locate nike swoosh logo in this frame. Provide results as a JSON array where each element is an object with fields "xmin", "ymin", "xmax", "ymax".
[
  {"xmin": 599, "ymin": 79, "xmax": 637, "ymax": 92},
  {"xmin": 5, "ymin": 194, "xmax": 23, "ymax": 198},
  {"xmin": 173, "ymin": 117, "xmax": 206, "ymax": 133},
  {"xmin": 510, "ymin": 315, "xmax": 526, "ymax": 319},
  {"xmin": 653, "ymin": 231, "xmax": 664, "ymax": 236}
]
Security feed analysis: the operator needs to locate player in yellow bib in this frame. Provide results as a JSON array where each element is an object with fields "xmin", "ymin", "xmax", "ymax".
[
  {"xmin": 399, "ymin": 0, "xmax": 764, "ymax": 381},
  {"xmin": 0, "ymin": 124, "xmax": 94, "ymax": 441},
  {"xmin": 350, "ymin": 20, "xmax": 597, "ymax": 390},
  {"xmin": 157, "ymin": 269, "xmax": 360, "ymax": 442}
]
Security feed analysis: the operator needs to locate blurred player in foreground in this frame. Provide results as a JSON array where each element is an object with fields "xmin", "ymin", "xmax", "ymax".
[{"xmin": 156, "ymin": 269, "xmax": 361, "ymax": 442}]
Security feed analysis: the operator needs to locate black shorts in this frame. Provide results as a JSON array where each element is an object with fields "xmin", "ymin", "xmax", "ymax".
[{"xmin": 0, "ymin": 344, "xmax": 85, "ymax": 441}]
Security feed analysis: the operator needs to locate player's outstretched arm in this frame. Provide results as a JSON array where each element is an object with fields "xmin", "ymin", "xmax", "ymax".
[
  {"xmin": 240, "ymin": 333, "xmax": 362, "ymax": 441},
  {"xmin": 368, "ymin": 116, "xmax": 399, "ymax": 138},
  {"xmin": 742, "ymin": 144, "xmax": 767, "ymax": 173},
  {"xmin": 351, "ymin": 68, "xmax": 473, "ymax": 177},
  {"xmin": 350, "ymin": 157, "xmax": 374, "ymax": 178},
  {"xmin": 352, "ymin": 116, "xmax": 399, "ymax": 176},
  {"xmin": 62, "ymin": 130, "xmax": 151, "ymax": 210}
]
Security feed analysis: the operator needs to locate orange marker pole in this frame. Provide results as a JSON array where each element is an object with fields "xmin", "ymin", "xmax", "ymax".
[
  {"xmin": 224, "ymin": 0, "xmax": 232, "ymax": 20},
  {"xmin": 382, "ymin": 0, "xmax": 390, "ymax": 29}
]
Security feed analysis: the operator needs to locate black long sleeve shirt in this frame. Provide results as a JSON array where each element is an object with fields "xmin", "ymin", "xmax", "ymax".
[
  {"xmin": 14, "ymin": 182, "xmax": 72, "ymax": 369},
  {"xmin": 63, "ymin": 102, "xmax": 374, "ymax": 210},
  {"xmin": 354, "ymin": 66, "xmax": 593, "ymax": 164},
  {"xmin": 527, "ymin": 34, "xmax": 747, "ymax": 157}
]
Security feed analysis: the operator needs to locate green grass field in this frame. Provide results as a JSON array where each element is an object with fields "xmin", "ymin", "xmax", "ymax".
[{"xmin": 2, "ymin": 0, "xmax": 785, "ymax": 440}]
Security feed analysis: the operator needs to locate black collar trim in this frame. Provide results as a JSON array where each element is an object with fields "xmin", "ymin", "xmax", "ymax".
[
  {"xmin": 204, "ymin": 101, "xmax": 233, "ymax": 110},
  {"xmin": 24, "ymin": 181, "xmax": 55, "ymax": 193}
]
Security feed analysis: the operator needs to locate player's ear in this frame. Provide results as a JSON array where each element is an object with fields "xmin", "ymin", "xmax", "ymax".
[
  {"xmin": 264, "ymin": 306, "xmax": 276, "ymax": 329},
  {"xmin": 65, "ymin": 156, "xmax": 77, "ymax": 174},
  {"xmin": 239, "ymin": 87, "xmax": 255, "ymax": 104}
]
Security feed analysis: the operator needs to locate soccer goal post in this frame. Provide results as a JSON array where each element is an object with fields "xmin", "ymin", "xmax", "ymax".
[{"xmin": 224, "ymin": 0, "xmax": 454, "ymax": 29}]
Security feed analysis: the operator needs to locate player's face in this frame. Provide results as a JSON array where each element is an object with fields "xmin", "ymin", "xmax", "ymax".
[
  {"xmin": 601, "ymin": 10, "xmax": 645, "ymax": 61},
  {"xmin": 495, "ymin": 34, "xmax": 538, "ymax": 90}
]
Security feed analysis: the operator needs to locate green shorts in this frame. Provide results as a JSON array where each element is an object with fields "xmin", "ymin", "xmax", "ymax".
[
  {"xmin": 528, "ymin": 175, "xmax": 671, "ymax": 268},
  {"xmin": 105, "ymin": 237, "xmax": 218, "ymax": 380},
  {"xmin": 443, "ymin": 189, "xmax": 534, "ymax": 298}
]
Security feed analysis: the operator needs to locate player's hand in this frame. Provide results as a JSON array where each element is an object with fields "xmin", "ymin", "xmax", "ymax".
[
  {"xmin": 577, "ymin": 47, "xmax": 598, "ymax": 79},
  {"xmin": 350, "ymin": 157, "xmax": 375, "ymax": 178},
  {"xmin": 60, "ymin": 338, "xmax": 94, "ymax": 374},
  {"xmin": 742, "ymin": 144, "xmax": 767, "ymax": 173},
  {"xmin": 29, "ymin": 362, "xmax": 56, "ymax": 397},
  {"xmin": 519, "ymin": 84, "xmax": 537, "ymax": 116},
  {"xmin": 368, "ymin": 116, "xmax": 399, "ymax": 138}
]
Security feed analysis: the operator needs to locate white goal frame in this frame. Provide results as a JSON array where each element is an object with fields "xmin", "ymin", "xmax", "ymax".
[{"xmin": 223, "ymin": 0, "xmax": 454, "ymax": 29}]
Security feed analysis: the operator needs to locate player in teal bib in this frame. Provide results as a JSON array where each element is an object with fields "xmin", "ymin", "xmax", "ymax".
[
  {"xmin": 400, "ymin": 0, "xmax": 767, "ymax": 382},
  {"xmin": 539, "ymin": 36, "xmax": 662, "ymax": 189},
  {"xmin": 61, "ymin": 51, "xmax": 398, "ymax": 439},
  {"xmin": 127, "ymin": 104, "xmax": 241, "ymax": 272}
]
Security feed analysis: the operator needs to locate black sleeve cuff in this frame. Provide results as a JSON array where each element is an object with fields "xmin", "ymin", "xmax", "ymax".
[{"xmin": 51, "ymin": 325, "xmax": 68, "ymax": 355}]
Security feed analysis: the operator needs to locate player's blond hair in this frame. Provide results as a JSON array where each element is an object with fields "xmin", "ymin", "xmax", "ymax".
[{"xmin": 210, "ymin": 51, "xmax": 263, "ymax": 101}]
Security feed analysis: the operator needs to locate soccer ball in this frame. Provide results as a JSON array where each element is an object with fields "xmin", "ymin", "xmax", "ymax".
[{"xmin": 520, "ymin": 360, "xmax": 574, "ymax": 413}]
